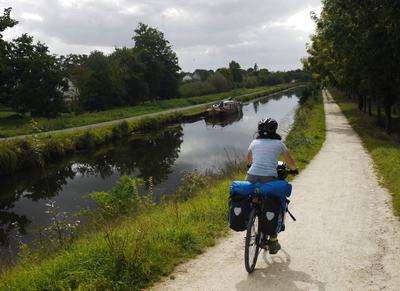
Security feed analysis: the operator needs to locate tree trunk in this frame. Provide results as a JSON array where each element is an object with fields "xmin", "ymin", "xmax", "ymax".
[
  {"xmin": 368, "ymin": 97, "xmax": 372, "ymax": 116},
  {"xmin": 376, "ymin": 95, "xmax": 382, "ymax": 126},
  {"xmin": 363, "ymin": 95, "xmax": 367, "ymax": 113},
  {"xmin": 385, "ymin": 104, "xmax": 392, "ymax": 134},
  {"xmin": 358, "ymin": 94, "xmax": 363, "ymax": 111}
]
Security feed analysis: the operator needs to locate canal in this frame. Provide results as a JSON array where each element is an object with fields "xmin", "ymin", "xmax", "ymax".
[{"xmin": 0, "ymin": 88, "xmax": 301, "ymax": 262}]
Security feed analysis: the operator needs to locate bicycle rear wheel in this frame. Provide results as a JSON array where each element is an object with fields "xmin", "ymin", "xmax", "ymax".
[{"xmin": 244, "ymin": 207, "xmax": 261, "ymax": 273}]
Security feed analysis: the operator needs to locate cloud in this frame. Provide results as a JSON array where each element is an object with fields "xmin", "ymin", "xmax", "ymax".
[{"xmin": 1, "ymin": 0, "xmax": 322, "ymax": 71}]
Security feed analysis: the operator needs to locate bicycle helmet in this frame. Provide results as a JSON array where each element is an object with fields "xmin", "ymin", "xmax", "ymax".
[{"xmin": 258, "ymin": 117, "xmax": 278, "ymax": 135}]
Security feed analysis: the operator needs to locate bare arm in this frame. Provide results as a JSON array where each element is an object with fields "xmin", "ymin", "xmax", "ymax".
[
  {"xmin": 283, "ymin": 150, "xmax": 297, "ymax": 170},
  {"xmin": 247, "ymin": 151, "xmax": 253, "ymax": 166}
]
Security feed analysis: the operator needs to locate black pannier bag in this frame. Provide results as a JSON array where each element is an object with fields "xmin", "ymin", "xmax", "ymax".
[
  {"xmin": 228, "ymin": 194, "xmax": 251, "ymax": 231},
  {"xmin": 259, "ymin": 196, "xmax": 282, "ymax": 235}
]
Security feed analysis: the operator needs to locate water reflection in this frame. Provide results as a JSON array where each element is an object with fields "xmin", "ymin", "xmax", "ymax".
[
  {"xmin": 204, "ymin": 110, "xmax": 244, "ymax": 128},
  {"xmin": 0, "ymin": 127, "xmax": 183, "ymax": 250},
  {"xmin": 0, "ymin": 89, "xmax": 300, "ymax": 260}
]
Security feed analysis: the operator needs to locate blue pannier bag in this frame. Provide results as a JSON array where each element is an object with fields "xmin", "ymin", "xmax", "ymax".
[
  {"xmin": 228, "ymin": 181, "xmax": 253, "ymax": 231},
  {"xmin": 258, "ymin": 181, "xmax": 292, "ymax": 234},
  {"xmin": 229, "ymin": 181, "xmax": 255, "ymax": 196}
]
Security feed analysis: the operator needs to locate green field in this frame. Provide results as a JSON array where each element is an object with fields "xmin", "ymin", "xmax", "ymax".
[
  {"xmin": 0, "ymin": 89, "xmax": 325, "ymax": 290},
  {"xmin": 330, "ymin": 89, "xmax": 400, "ymax": 215},
  {"xmin": 0, "ymin": 84, "xmax": 298, "ymax": 138}
]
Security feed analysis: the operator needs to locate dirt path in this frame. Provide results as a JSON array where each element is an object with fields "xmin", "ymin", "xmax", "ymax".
[{"xmin": 153, "ymin": 90, "xmax": 400, "ymax": 291}]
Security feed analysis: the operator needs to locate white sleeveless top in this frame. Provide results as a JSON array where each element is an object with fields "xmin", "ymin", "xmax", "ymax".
[{"xmin": 247, "ymin": 139, "xmax": 288, "ymax": 177}]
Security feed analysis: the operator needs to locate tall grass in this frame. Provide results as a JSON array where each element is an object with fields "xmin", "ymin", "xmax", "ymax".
[
  {"xmin": 0, "ymin": 89, "xmax": 325, "ymax": 290},
  {"xmin": 330, "ymin": 89, "xmax": 400, "ymax": 215}
]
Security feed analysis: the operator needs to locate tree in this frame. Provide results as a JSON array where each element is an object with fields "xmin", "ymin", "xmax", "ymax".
[
  {"xmin": 9, "ymin": 34, "xmax": 66, "ymax": 117},
  {"xmin": 0, "ymin": 7, "xmax": 18, "ymax": 105},
  {"xmin": 73, "ymin": 51, "xmax": 113, "ymax": 111},
  {"xmin": 133, "ymin": 23, "xmax": 180, "ymax": 99},
  {"xmin": 109, "ymin": 47, "xmax": 148, "ymax": 105},
  {"xmin": 1, "ymin": 8, "xmax": 66, "ymax": 117},
  {"xmin": 208, "ymin": 72, "xmax": 232, "ymax": 92},
  {"xmin": 216, "ymin": 67, "xmax": 232, "ymax": 81},
  {"xmin": 193, "ymin": 69, "xmax": 213, "ymax": 82},
  {"xmin": 229, "ymin": 60, "xmax": 243, "ymax": 83},
  {"xmin": 253, "ymin": 63, "xmax": 259, "ymax": 73}
]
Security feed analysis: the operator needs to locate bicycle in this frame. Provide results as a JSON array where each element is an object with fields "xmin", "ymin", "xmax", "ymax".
[{"xmin": 244, "ymin": 162, "xmax": 297, "ymax": 273}]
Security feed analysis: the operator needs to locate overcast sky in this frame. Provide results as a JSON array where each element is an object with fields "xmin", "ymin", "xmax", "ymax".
[{"xmin": 1, "ymin": 0, "xmax": 322, "ymax": 72}]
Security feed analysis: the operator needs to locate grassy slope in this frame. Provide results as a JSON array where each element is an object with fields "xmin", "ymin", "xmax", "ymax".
[
  {"xmin": 330, "ymin": 89, "xmax": 400, "ymax": 215},
  {"xmin": 0, "ymin": 91, "xmax": 325, "ymax": 290},
  {"xmin": 0, "ymin": 84, "xmax": 296, "ymax": 138}
]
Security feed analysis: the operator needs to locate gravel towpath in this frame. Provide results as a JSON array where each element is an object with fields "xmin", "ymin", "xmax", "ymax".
[{"xmin": 153, "ymin": 90, "xmax": 400, "ymax": 291}]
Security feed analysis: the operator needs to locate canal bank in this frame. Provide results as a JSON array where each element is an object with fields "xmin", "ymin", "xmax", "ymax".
[
  {"xmin": 0, "ymin": 89, "xmax": 325, "ymax": 289},
  {"xmin": 0, "ymin": 83, "xmax": 304, "ymax": 177}
]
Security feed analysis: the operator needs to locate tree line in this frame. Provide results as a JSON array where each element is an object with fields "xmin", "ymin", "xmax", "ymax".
[
  {"xmin": 179, "ymin": 62, "xmax": 309, "ymax": 98},
  {"xmin": 1, "ymin": 8, "xmax": 181, "ymax": 117},
  {"xmin": 0, "ymin": 7, "xmax": 309, "ymax": 118},
  {"xmin": 304, "ymin": 0, "xmax": 400, "ymax": 132}
]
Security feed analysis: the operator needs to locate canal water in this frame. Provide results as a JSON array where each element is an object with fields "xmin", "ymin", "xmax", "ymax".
[{"xmin": 0, "ymin": 89, "xmax": 300, "ymax": 262}]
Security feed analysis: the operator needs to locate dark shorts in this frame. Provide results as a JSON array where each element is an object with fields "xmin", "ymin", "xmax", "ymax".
[{"xmin": 245, "ymin": 174, "xmax": 277, "ymax": 183}]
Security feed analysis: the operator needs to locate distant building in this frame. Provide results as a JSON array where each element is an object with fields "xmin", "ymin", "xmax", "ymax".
[
  {"xmin": 61, "ymin": 78, "xmax": 80, "ymax": 103},
  {"xmin": 182, "ymin": 74, "xmax": 193, "ymax": 82},
  {"xmin": 192, "ymin": 72, "xmax": 201, "ymax": 81}
]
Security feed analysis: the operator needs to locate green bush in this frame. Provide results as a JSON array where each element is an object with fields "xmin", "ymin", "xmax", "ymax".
[{"xmin": 89, "ymin": 176, "xmax": 144, "ymax": 216}]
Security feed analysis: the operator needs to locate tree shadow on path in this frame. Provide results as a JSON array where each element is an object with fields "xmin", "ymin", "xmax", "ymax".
[{"xmin": 235, "ymin": 250, "xmax": 326, "ymax": 291}]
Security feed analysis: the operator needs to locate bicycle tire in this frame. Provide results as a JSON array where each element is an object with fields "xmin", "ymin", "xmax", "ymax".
[{"xmin": 244, "ymin": 207, "xmax": 261, "ymax": 273}]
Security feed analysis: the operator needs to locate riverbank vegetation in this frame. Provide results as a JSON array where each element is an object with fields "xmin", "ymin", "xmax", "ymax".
[
  {"xmin": 0, "ymin": 83, "xmax": 302, "ymax": 176},
  {"xmin": 0, "ymin": 83, "xmax": 299, "ymax": 138},
  {"xmin": 0, "ymin": 88, "xmax": 325, "ymax": 290},
  {"xmin": 330, "ymin": 89, "xmax": 400, "ymax": 215},
  {"xmin": 304, "ymin": 1, "xmax": 400, "ymax": 133}
]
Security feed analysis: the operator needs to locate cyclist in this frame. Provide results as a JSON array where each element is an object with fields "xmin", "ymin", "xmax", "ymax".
[{"xmin": 246, "ymin": 117, "xmax": 298, "ymax": 254}]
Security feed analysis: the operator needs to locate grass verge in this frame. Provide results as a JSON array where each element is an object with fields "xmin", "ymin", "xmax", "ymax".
[
  {"xmin": 329, "ymin": 89, "xmax": 400, "ymax": 215},
  {"xmin": 0, "ymin": 83, "xmax": 301, "ymax": 138},
  {"xmin": 0, "ymin": 88, "xmax": 325, "ymax": 290},
  {"xmin": 0, "ymin": 83, "xmax": 304, "ymax": 176},
  {"xmin": 285, "ymin": 91, "xmax": 326, "ymax": 170}
]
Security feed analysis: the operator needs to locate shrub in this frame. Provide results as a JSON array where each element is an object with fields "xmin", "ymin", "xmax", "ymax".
[
  {"xmin": 175, "ymin": 171, "xmax": 208, "ymax": 201},
  {"xmin": 76, "ymin": 131, "xmax": 96, "ymax": 149},
  {"xmin": 42, "ymin": 139, "xmax": 65, "ymax": 161},
  {"xmin": 14, "ymin": 139, "xmax": 43, "ymax": 168},
  {"xmin": 89, "ymin": 176, "xmax": 148, "ymax": 217},
  {"xmin": 112, "ymin": 121, "xmax": 130, "ymax": 139},
  {"xmin": 179, "ymin": 81, "xmax": 216, "ymax": 98}
]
